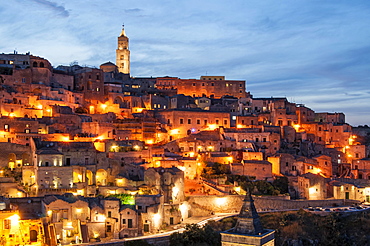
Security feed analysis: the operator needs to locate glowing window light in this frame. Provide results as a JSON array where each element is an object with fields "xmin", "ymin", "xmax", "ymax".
[
  {"xmin": 215, "ymin": 197, "xmax": 227, "ymax": 206},
  {"xmin": 172, "ymin": 186, "xmax": 179, "ymax": 198}
]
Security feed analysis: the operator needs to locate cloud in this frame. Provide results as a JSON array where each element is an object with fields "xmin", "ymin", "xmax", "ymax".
[
  {"xmin": 30, "ymin": 0, "xmax": 69, "ymax": 17},
  {"xmin": 125, "ymin": 8, "xmax": 142, "ymax": 13}
]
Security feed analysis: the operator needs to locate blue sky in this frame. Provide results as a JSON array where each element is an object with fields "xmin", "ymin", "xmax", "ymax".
[{"xmin": 1, "ymin": 0, "xmax": 369, "ymax": 126}]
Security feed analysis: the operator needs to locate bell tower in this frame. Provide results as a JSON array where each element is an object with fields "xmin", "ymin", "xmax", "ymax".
[{"xmin": 116, "ymin": 25, "xmax": 130, "ymax": 74}]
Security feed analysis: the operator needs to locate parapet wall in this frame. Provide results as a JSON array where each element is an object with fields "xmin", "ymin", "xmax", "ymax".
[{"xmin": 187, "ymin": 195, "xmax": 358, "ymax": 215}]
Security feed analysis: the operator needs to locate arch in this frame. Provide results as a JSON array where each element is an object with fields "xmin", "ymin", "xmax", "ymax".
[
  {"xmin": 32, "ymin": 61, "xmax": 38, "ymax": 67},
  {"xmin": 8, "ymin": 153, "xmax": 16, "ymax": 170},
  {"xmin": 39, "ymin": 62, "xmax": 44, "ymax": 68},
  {"xmin": 96, "ymin": 169, "xmax": 107, "ymax": 186},
  {"xmin": 32, "ymin": 88, "xmax": 42, "ymax": 95},
  {"xmin": 114, "ymin": 96, "xmax": 123, "ymax": 105},
  {"xmin": 86, "ymin": 170, "xmax": 93, "ymax": 185},
  {"xmin": 30, "ymin": 230, "xmax": 38, "ymax": 242}
]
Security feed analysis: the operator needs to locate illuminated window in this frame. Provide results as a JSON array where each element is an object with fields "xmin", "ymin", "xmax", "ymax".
[{"xmin": 4, "ymin": 124, "xmax": 9, "ymax": 132}]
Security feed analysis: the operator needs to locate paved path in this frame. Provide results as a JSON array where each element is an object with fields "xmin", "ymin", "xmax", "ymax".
[{"xmin": 122, "ymin": 213, "xmax": 237, "ymax": 242}]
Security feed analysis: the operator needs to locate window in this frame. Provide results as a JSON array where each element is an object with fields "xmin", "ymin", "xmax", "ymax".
[
  {"xmin": 128, "ymin": 219, "xmax": 133, "ymax": 228},
  {"xmin": 4, "ymin": 219, "xmax": 10, "ymax": 229},
  {"xmin": 292, "ymin": 166, "xmax": 297, "ymax": 171},
  {"xmin": 107, "ymin": 225, "xmax": 112, "ymax": 232},
  {"xmin": 204, "ymin": 120, "xmax": 208, "ymax": 125},
  {"xmin": 122, "ymin": 219, "xmax": 126, "ymax": 224},
  {"xmin": 216, "ymin": 120, "xmax": 219, "ymax": 124},
  {"xmin": 180, "ymin": 119, "xmax": 184, "ymax": 124},
  {"xmin": 187, "ymin": 119, "xmax": 191, "ymax": 124},
  {"xmin": 197, "ymin": 119, "xmax": 200, "ymax": 124},
  {"xmin": 108, "ymin": 211, "xmax": 112, "ymax": 218},
  {"xmin": 263, "ymin": 138, "xmax": 266, "ymax": 142},
  {"xmin": 224, "ymin": 120, "xmax": 227, "ymax": 125},
  {"xmin": 25, "ymin": 129, "xmax": 30, "ymax": 133},
  {"xmin": 66, "ymin": 158, "xmax": 71, "ymax": 166},
  {"xmin": 4, "ymin": 124, "xmax": 9, "ymax": 132}
]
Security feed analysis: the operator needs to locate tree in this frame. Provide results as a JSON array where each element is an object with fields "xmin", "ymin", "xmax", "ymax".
[
  {"xmin": 272, "ymin": 176, "xmax": 289, "ymax": 194},
  {"xmin": 125, "ymin": 240, "xmax": 152, "ymax": 246},
  {"xmin": 170, "ymin": 224, "xmax": 220, "ymax": 246}
]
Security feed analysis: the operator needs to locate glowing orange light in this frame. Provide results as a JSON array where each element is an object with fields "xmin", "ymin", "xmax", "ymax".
[
  {"xmin": 207, "ymin": 124, "xmax": 218, "ymax": 130},
  {"xmin": 293, "ymin": 124, "xmax": 301, "ymax": 132}
]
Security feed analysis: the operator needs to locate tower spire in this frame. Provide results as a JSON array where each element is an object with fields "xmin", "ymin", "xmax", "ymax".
[
  {"xmin": 120, "ymin": 23, "xmax": 126, "ymax": 37},
  {"xmin": 234, "ymin": 188, "xmax": 264, "ymax": 235}
]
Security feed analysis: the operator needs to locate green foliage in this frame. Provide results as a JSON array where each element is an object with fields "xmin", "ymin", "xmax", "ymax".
[
  {"xmin": 206, "ymin": 218, "xmax": 237, "ymax": 231},
  {"xmin": 170, "ymin": 224, "xmax": 221, "ymax": 246},
  {"xmin": 201, "ymin": 162, "xmax": 230, "ymax": 179},
  {"xmin": 228, "ymin": 175, "xmax": 286, "ymax": 196},
  {"xmin": 108, "ymin": 193, "xmax": 135, "ymax": 205},
  {"xmin": 272, "ymin": 176, "xmax": 289, "ymax": 194},
  {"xmin": 260, "ymin": 209, "xmax": 370, "ymax": 246}
]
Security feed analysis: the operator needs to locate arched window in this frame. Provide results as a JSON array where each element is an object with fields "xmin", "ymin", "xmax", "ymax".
[
  {"xmin": 32, "ymin": 61, "xmax": 38, "ymax": 67},
  {"xmin": 40, "ymin": 62, "xmax": 44, "ymax": 68},
  {"xmin": 30, "ymin": 230, "xmax": 38, "ymax": 242}
]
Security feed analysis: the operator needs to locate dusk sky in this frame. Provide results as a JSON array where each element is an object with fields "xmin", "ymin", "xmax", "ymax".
[{"xmin": 1, "ymin": 0, "xmax": 369, "ymax": 126}]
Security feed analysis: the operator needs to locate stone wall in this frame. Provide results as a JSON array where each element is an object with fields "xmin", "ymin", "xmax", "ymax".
[{"xmin": 187, "ymin": 195, "xmax": 358, "ymax": 215}]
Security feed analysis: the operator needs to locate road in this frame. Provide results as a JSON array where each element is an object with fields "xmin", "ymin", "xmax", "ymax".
[{"xmin": 121, "ymin": 213, "xmax": 238, "ymax": 242}]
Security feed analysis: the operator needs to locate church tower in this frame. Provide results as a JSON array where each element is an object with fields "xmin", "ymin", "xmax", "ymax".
[
  {"xmin": 220, "ymin": 191, "xmax": 275, "ymax": 246},
  {"xmin": 116, "ymin": 25, "xmax": 130, "ymax": 74}
]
